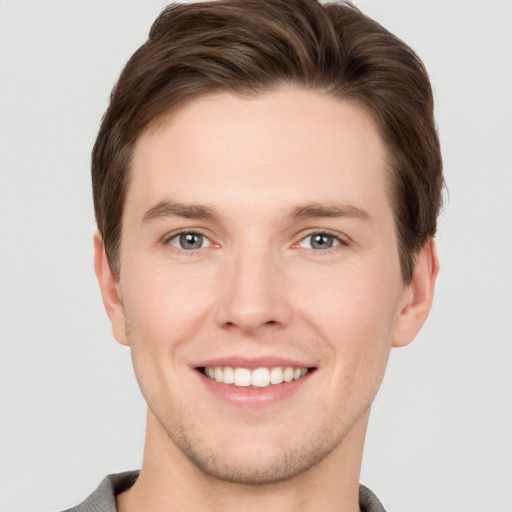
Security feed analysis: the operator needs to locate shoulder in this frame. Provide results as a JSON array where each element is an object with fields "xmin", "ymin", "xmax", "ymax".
[
  {"xmin": 359, "ymin": 484, "xmax": 387, "ymax": 512},
  {"xmin": 61, "ymin": 471, "xmax": 139, "ymax": 512}
]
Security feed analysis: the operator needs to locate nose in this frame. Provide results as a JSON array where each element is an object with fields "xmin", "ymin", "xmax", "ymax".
[{"xmin": 214, "ymin": 246, "xmax": 293, "ymax": 335}]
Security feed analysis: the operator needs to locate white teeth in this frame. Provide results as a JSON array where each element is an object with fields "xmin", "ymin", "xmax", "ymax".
[
  {"xmin": 270, "ymin": 367, "xmax": 284, "ymax": 385},
  {"xmin": 203, "ymin": 365, "xmax": 310, "ymax": 388},
  {"xmin": 223, "ymin": 366, "xmax": 234, "ymax": 384},
  {"xmin": 283, "ymin": 367, "xmax": 294, "ymax": 382},
  {"xmin": 234, "ymin": 368, "xmax": 252, "ymax": 387},
  {"xmin": 251, "ymin": 368, "xmax": 270, "ymax": 387}
]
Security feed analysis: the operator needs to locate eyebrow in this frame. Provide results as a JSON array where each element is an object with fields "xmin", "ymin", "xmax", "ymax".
[
  {"xmin": 142, "ymin": 199, "xmax": 371, "ymax": 224},
  {"xmin": 142, "ymin": 200, "xmax": 218, "ymax": 222},
  {"xmin": 290, "ymin": 202, "xmax": 371, "ymax": 222}
]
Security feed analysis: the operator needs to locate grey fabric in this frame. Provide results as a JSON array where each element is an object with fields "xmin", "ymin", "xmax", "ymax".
[
  {"xmin": 63, "ymin": 471, "xmax": 139, "ymax": 512},
  {"xmin": 63, "ymin": 471, "xmax": 387, "ymax": 512},
  {"xmin": 359, "ymin": 484, "xmax": 387, "ymax": 512}
]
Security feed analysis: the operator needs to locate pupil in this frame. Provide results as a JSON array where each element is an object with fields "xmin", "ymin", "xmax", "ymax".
[
  {"xmin": 312, "ymin": 234, "xmax": 332, "ymax": 250},
  {"xmin": 180, "ymin": 233, "xmax": 202, "ymax": 250}
]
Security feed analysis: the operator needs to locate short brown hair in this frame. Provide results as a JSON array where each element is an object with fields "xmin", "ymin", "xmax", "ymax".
[{"xmin": 92, "ymin": 0, "xmax": 443, "ymax": 281}]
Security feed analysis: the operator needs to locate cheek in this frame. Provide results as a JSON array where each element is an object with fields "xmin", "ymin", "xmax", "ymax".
[
  {"xmin": 120, "ymin": 260, "xmax": 217, "ymax": 351},
  {"xmin": 294, "ymin": 264, "xmax": 400, "ymax": 379},
  {"xmin": 296, "ymin": 263, "xmax": 400, "ymax": 334},
  {"xmin": 309, "ymin": 282, "xmax": 395, "ymax": 415}
]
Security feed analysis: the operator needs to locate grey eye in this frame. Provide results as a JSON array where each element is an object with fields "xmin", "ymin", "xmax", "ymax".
[
  {"xmin": 168, "ymin": 232, "xmax": 210, "ymax": 250},
  {"xmin": 299, "ymin": 233, "xmax": 340, "ymax": 250}
]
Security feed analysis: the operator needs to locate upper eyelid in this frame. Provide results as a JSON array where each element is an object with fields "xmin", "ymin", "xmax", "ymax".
[
  {"xmin": 163, "ymin": 228, "xmax": 212, "ymax": 242},
  {"xmin": 297, "ymin": 229, "xmax": 350, "ymax": 245},
  {"xmin": 165, "ymin": 230, "xmax": 214, "ymax": 253},
  {"xmin": 161, "ymin": 228, "xmax": 349, "ymax": 247}
]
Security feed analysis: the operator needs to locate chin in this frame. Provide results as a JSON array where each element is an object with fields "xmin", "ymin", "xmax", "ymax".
[{"xmin": 159, "ymin": 414, "xmax": 351, "ymax": 485}]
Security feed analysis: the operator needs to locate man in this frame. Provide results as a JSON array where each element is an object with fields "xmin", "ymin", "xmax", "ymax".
[{"xmin": 67, "ymin": 0, "xmax": 442, "ymax": 510}]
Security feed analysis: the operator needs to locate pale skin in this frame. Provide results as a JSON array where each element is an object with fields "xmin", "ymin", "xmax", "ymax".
[{"xmin": 95, "ymin": 87, "xmax": 439, "ymax": 512}]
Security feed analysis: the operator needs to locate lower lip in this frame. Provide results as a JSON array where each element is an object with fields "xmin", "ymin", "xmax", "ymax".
[{"xmin": 198, "ymin": 370, "xmax": 314, "ymax": 407}]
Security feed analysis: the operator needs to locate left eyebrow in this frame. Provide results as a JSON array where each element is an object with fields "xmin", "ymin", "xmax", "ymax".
[
  {"xmin": 142, "ymin": 200, "xmax": 218, "ymax": 223},
  {"xmin": 290, "ymin": 202, "xmax": 372, "ymax": 222}
]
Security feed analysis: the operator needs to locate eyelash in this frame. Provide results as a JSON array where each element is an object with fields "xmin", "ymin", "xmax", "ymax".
[
  {"xmin": 164, "ymin": 230, "xmax": 213, "ymax": 252},
  {"xmin": 164, "ymin": 229, "xmax": 347, "ymax": 255},
  {"xmin": 296, "ymin": 231, "xmax": 347, "ymax": 254}
]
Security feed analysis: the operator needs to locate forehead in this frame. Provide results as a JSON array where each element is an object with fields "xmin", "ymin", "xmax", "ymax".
[{"xmin": 127, "ymin": 87, "xmax": 391, "ymax": 221}]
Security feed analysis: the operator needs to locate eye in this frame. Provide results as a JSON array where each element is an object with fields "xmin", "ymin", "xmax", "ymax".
[
  {"xmin": 167, "ymin": 232, "xmax": 211, "ymax": 251},
  {"xmin": 299, "ymin": 233, "xmax": 341, "ymax": 251}
]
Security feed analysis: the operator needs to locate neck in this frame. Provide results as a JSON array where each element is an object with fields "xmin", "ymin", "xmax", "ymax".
[{"xmin": 117, "ymin": 409, "xmax": 369, "ymax": 512}]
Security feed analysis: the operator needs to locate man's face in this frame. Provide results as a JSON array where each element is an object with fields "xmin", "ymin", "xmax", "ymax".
[{"xmin": 104, "ymin": 87, "xmax": 419, "ymax": 483}]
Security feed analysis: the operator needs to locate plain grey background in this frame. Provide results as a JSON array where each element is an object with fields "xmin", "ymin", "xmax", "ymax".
[{"xmin": 0, "ymin": 1, "xmax": 511, "ymax": 511}]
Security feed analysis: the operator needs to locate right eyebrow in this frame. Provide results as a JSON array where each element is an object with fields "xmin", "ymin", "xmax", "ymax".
[
  {"xmin": 142, "ymin": 200, "xmax": 218, "ymax": 223},
  {"xmin": 290, "ymin": 202, "xmax": 372, "ymax": 223}
]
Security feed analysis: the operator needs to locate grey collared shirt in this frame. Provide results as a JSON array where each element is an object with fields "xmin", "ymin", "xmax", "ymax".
[{"xmin": 63, "ymin": 471, "xmax": 387, "ymax": 512}]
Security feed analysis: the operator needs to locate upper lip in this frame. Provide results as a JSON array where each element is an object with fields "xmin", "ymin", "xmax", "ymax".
[{"xmin": 194, "ymin": 356, "xmax": 314, "ymax": 369}]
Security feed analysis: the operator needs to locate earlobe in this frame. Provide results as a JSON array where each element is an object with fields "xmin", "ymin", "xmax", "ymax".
[
  {"xmin": 93, "ymin": 230, "xmax": 129, "ymax": 346},
  {"xmin": 392, "ymin": 239, "xmax": 439, "ymax": 348}
]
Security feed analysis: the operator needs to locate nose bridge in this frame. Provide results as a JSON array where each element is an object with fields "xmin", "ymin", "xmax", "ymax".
[{"xmin": 215, "ymin": 239, "xmax": 291, "ymax": 333}]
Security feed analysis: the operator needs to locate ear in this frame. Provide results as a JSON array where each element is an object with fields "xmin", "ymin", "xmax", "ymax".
[
  {"xmin": 94, "ymin": 230, "xmax": 129, "ymax": 346},
  {"xmin": 391, "ymin": 239, "xmax": 439, "ymax": 348}
]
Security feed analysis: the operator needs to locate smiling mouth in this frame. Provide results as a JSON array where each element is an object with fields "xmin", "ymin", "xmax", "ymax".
[{"xmin": 199, "ymin": 366, "xmax": 314, "ymax": 388}]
